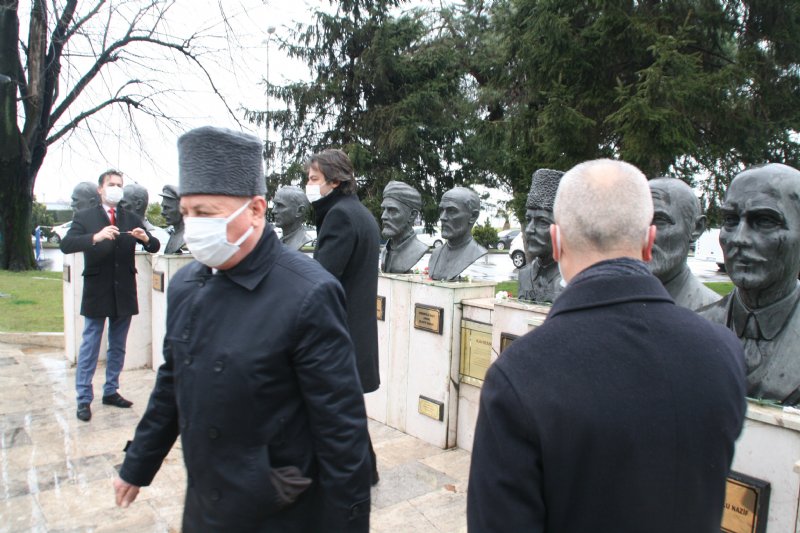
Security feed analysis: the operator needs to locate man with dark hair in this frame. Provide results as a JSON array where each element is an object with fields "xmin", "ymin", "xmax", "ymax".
[
  {"xmin": 60, "ymin": 170, "xmax": 160, "ymax": 422},
  {"xmin": 114, "ymin": 128, "xmax": 371, "ymax": 531},
  {"xmin": 306, "ymin": 148, "xmax": 381, "ymax": 484},
  {"xmin": 468, "ymin": 159, "xmax": 746, "ymax": 532}
]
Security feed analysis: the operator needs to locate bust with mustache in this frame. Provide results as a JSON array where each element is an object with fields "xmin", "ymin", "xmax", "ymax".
[
  {"xmin": 428, "ymin": 187, "xmax": 487, "ymax": 281},
  {"xmin": 648, "ymin": 177, "xmax": 719, "ymax": 311},
  {"xmin": 700, "ymin": 163, "xmax": 800, "ymax": 404}
]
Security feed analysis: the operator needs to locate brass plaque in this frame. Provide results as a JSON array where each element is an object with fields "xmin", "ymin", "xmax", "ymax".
[
  {"xmin": 152, "ymin": 271, "xmax": 165, "ymax": 293},
  {"xmin": 500, "ymin": 332, "xmax": 519, "ymax": 354},
  {"xmin": 62, "ymin": 265, "xmax": 71, "ymax": 283},
  {"xmin": 721, "ymin": 471, "xmax": 770, "ymax": 533},
  {"xmin": 460, "ymin": 320, "xmax": 493, "ymax": 382},
  {"xmin": 376, "ymin": 295, "xmax": 386, "ymax": 321},
  {"xmin": 418, "ymin": 395, "xmax": 444, "ymax": 421},
  {"xmin": 414, "ymin": 304, "xmax": 443, "ymax": 334}
]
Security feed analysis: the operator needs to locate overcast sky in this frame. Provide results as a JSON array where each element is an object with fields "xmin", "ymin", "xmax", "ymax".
[{"xmin": 33, "ymin": 0, "xmax": 328, "ymax": 204}]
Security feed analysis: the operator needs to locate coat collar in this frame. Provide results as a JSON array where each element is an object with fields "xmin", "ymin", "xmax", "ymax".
[
  {"xmin": 184, "ymin": 226, "xmax": 283, "ymax": 291},
  {"xmin": 313, "ymin": 189, "xmax": 350, "ymax": 229},
  {"xmin": 549, "ymin": 260, "xmax": 673, "ymax": 318}
]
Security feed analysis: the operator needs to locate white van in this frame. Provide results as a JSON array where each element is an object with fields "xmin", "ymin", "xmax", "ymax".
[{"xmin": 694, "ymin": 228, "xmax": 725, "ymax": 271}]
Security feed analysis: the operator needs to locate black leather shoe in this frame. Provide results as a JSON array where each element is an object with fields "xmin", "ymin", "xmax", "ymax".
[
  {"xmin": 77, "ymin": 403, "xmax": 91, "ymax": 422},
  {"xmin": 102, "ymin": 393, "xmax": 133, "ymax": 408}
]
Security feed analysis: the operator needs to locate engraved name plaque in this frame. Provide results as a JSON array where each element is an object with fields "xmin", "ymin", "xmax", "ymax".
[
  {"xmin": 414, "ymin": 304, "xmax": 443, "ymax": 334},
  {"xmin": 721, "ymin": 471, "xmax": 770, "ymax": 533},
  {"xmin": 418, "ymin": 395, "xmax": 444, "ymax": 421}
]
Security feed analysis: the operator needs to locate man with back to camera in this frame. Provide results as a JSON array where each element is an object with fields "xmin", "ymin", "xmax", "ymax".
[
  {"xmin": 700, "ymin": 163, "xmax": 800, "ymax": 404},
  {"xmin": 60, "ymin": 170, "xmax": 160, "ymax": 422},
  {"xmin": 648, "ymin": 177, "xmax": 720, "ymax": 310},
  {"xmin": 306, "ymin": 148, "xmax": 381, "ymax": 484},
  {"xmin": 380, "ymin": 180, "xmax": 428, "ymax": 273},
  {"xmin": 113, "ymin": 127, "xmax": 372, "ymax": 531},
  {"xmin": 428, "ymin": 186, "xmax": 487, "ymax": 281},
  {"xmin": 467, "ymin": 159, "xmax": 746, "ymax": 533}
]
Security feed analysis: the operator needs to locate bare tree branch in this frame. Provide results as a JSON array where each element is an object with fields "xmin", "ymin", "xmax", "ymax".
[
  {"xmin": 47, "ymin": 95, "xmax": 141, "ymax": 144},
  {"xmin": 64, "ymin": 0, "xmax": 106, "ymax": 41}
]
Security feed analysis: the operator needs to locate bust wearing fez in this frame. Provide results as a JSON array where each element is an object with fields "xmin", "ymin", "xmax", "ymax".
[
  {"xmin": 71, "ymin": 181, "xmax": 101, "ymax": 211},
  {"xmin": 517, "ymin": 169, "xmax": 564, "ymax": 303},
  {"xmin": 272, "ymin": 186, "xmax": 312, "ymax": 250},
  {"xmin": 648, "ymin": 178, "xmax": 720, "ymax": 311},
  {"xmin": 380, "ymin": 181, "xmax": 428, "ymax": 273},
  {"xmin": 159, "ymin": 184, "xmax": 186, "ymax": 254},
  {"xmin": 700, "ymin": 163, "xmax": 800, "ymax": 404},
  {"xmin": 428, "ymin": 187, "xmax": 487, "ymax": 281}
]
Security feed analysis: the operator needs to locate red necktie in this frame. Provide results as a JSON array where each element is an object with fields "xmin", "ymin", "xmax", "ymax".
[{"xmin": 109, "ymin": 208, "xmax": 116, "ymax": 225}]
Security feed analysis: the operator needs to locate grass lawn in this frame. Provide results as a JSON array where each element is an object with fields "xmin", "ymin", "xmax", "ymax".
[
  {"xmin": 0, "ymin": 270, "xmax": 63, "ymax": 332},
  {"xmin": 705, "ymin": 281, "xmax": 734, "ymax": 296}
]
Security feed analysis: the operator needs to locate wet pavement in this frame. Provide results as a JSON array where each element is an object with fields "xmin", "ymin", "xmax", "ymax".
[{"xmin": 0, "ymin": 339, "xmax": 469, "ymax": 532}]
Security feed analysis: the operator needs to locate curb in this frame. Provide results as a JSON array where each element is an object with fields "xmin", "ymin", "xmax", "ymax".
[{"xmin": 0, "ymin": 332, "xmax": 64, "ymax": 349}]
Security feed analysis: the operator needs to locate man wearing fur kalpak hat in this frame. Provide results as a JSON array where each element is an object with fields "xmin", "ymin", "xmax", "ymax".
[
  {"xmin": 517, "ymin": 169, "xmax": 564, "ymax": 303},
  {"xmin": 114, "ymin": 126, "xmax": 372, "ymax": 532}
]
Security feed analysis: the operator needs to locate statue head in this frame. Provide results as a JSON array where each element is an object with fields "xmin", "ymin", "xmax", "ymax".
[
  {"xmin": 524, "ymin": 169, "xmax": 564, "ymax": 261},
  {"xmin": 272, "ymin": 186, "xmax": 310, "ymax": 233},
  {"xmin": 119, "ymin": 183, "xmax": 149, "ymax": 218},
  {"xmin": 553, "ymin": 159, "xmax": 653, "ymax": 282},
  {"xmin": 159, "ymin": 184, "xmax": 182, "ymax": 226},
  {"xmin": 381, "ymin": 181, "xmax": 422, "ymax": 239},
  {"xmin": 721, "ymin": 163, "xmax": 800, "ymax": 305},
  {"xmin": 438, "ymin": 187, "xmax": 480, "ymax": 243},
  {"xmin": 648, "ymin": 177, "xmax": 705, "ymax": 282},
  {"xmin": 70, "ymin": 181, "xmax": 101, "ymax": 211}
]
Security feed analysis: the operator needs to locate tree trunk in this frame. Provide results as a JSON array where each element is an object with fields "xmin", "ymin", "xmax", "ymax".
[{"xmin": 0, "ymin": 156, "xmax": 35, "ymax": 271}]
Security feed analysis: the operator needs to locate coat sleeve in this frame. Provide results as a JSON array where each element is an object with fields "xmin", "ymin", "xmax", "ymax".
[
  {"xmin": 467, "ymin": 363, "xmax": 546, "ymax": 532},
  {"xmin": 59, "ymin": 211, "xmax": 96, "ymax": 254},
  {"xmin": 118, "ymin": 338, "xmax": 180, "ymax": 487},
  {"xmin": 292, "ymin": 278, "xmax": 371, "ymax": 531},
  {"xmin": 313, "ymin": 207, "xmax": 355, "ymax": 280}
]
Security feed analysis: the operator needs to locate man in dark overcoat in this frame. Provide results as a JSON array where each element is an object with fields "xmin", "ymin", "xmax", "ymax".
[
  {"xmin": 306, "ymin": 148, "xmax": 381, "ymax": 483},
  {"xmin": 113, "ymin": 127, "xmax": 371, "ymax": 531},
  {"xmin": 467, "ymin": 159, "xmax": 747, "ymax": 532},
  {"xmin": 60, "ymin": 170, "xmax": 160, "ymax": 422}
]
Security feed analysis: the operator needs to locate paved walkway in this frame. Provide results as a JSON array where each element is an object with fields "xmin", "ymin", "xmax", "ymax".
[{"xmin": 0, "ymin": 341, "xmax": 470, "ymax": 532}]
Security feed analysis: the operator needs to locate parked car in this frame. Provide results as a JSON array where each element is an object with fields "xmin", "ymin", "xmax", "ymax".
[
  {"xmin": 495, "ymin": 228, "xmax": 520, "ymax": 250},
  {"xmin": 695, "ymin": 228, "xmax": 725, "ymax": 271},
  {"xmin": 509, "ymin": 233, "xmax": 526, "ymax": 268},
  {"xmin": 49, "ymin": 221, "xmax": 72, "ymax": 244},
  {"xmin": 414, "ymin": 226, "xmax": 444, "ymax": 248}
]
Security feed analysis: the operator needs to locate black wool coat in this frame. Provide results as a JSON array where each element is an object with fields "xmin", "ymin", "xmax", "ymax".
[
  {"xmin": 313, "ymin": 190, "xmax": 380, "ymax": 393},
  {"xmin": 60, "ymin": 205, "xmax": 159, "ymax": 317},
  {"xmin": 467, "ymin": 265, "xmax": 747, "ymax": 533},
  {"xmin": 120, "ymin": 230, "xmax": 372, "ymax": 532}
]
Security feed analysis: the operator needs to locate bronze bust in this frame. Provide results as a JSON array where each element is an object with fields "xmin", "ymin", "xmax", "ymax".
[
  {"xmin": 517, "ymin": 169, "xmax": 564, "ymax": 303},
  {"xmin": 159, "ymin": 184, "xmax": 186, "ymax": 254},
  {"xmin": 648, "ymin": 178, "xmax": 720, "ymax": 311},
  {"xmin": 380, "ymin": 181, "xmax": 428, "ymax": 273},
  {"xmin": 428, "ymin": 187, "xmax": 487, "ymax": 281},
  {"xmin": 272, "ymin": 186, "xmax": 313, "ymax": 250},
  {"xmin": 699, "ymin": 163, "xmax": 800, "ymax": 403},
  {"xmin": 70, "ymin": 182, "xmax": 100, "ymax": 211}
]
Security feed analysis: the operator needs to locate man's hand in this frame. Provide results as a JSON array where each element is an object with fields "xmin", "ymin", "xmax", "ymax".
[
  {"xmin": 113, "ymin": 477, "xmax": 140, "ymax": 508},
  {"xmin": 129, "ymin": 227, "xmax": 149, "ymax": 244},
  {"xmin": 93, "ymin": 225, "xmax": 119, "ymax": 244}
]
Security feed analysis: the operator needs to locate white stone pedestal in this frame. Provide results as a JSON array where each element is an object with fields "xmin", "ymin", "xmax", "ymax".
[
  {"xmin": 62, "ymin": 252, "xmax": 155, "ymax": 370},
  {"xmin": 151, "ymin": 254, "xmax": 194, "ymax": 369},
  {"xmin": 365, "ymin": 274, "xmax": 495, "ymax": 449},
  {"xmin": 455, "ymin": 297, "xmax": 551, "ymax": 452},
  {"xmin": 731, "ymin": 403, "xmax": 800, "ymax": 532}
]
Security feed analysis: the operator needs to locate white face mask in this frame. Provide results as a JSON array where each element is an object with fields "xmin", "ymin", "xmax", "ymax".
[
  {"xmin": 104, "ymin": 185, "xmax": 124, "ymax": 206},
  {"xmin": 184, "ymin": 200, "xmax": 254, "ymax": 268},
  {"xmin": 305, "ymin": 184, "xmax": 322, "ymax": 203}
]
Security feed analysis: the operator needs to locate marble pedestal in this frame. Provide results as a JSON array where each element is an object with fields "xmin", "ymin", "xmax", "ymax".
[
  {"xmin": 456, "ymin": 297, "xmax": 551, "ymax": 452},
  {"xmin": 366, "ymin": 274, "xmax": 495, "ymax": 449},
  {"xmin": 62, "ymin": 252, "xmax": 154, "ymax": 370},
  {"xmin": 730, "ymin": 403, "xmax": 800, "ymax": 532},
  {"xmin": 151, "ymin": 254, "xmax": 194, "ymax": 369}
]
